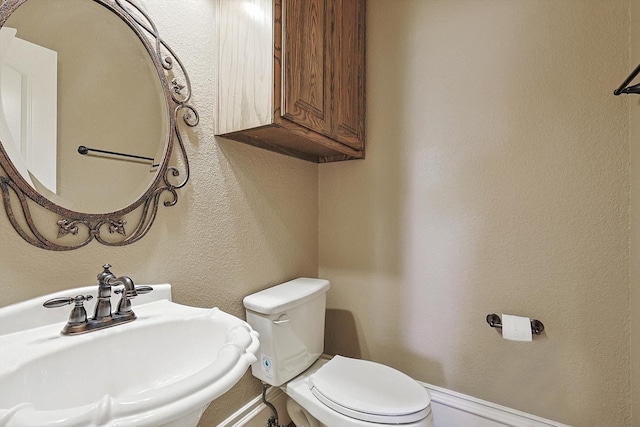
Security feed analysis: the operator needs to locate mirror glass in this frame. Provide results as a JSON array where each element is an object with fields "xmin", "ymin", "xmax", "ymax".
[{"xmin": 0, "ymin": 0, "xmax": 168, "ymax": 214}]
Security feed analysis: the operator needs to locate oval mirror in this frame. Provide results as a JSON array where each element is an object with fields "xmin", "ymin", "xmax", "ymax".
[{"xmin": 0, "ymin": 0, "xmax": 198, "ymax": 250}]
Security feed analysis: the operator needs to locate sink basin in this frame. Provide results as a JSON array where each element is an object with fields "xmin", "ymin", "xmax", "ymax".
[{"xmin": 0, "ymin": 285, "xmax": 260, "ymax": 427}]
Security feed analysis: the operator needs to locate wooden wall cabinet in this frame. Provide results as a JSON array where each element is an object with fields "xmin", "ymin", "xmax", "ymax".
[{"xmin": 216, "ymin": 0, "xmax": 365, "ymax": 163}]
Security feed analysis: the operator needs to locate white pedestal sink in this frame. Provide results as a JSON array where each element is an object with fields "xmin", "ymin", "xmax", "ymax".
[{"xmin": 0, "ymin": 285, "xmax": 260, "ymax": 427}]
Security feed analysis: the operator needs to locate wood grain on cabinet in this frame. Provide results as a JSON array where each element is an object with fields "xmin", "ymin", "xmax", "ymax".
[{"xmin": 216, "ymin": 0, "xmax": 365, "ymax": 163}]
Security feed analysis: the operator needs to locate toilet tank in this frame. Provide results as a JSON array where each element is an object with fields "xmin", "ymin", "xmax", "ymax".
[{"xmin": 243, "ymin": 278, "xmax": 330, "ymax": 387}]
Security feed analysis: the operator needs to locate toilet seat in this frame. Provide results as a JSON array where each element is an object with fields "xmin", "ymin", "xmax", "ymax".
[{"xmin": 308, "ymin": 356, "xmax": 431, "ymax": 424}]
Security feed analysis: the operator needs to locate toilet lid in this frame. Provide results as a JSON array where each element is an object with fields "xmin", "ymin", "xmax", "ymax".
[{"xmin": 309, "ymin": 356, "xmax": 431, "ymax": 424}]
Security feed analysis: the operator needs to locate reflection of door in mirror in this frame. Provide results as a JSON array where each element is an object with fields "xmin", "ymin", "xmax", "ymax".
[{"xmin": 0, "ymin": 26, "xmax": 57, "ymax": 195}]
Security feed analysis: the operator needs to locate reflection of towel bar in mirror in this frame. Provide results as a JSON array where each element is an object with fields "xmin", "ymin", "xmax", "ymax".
[
  {"xmin": 77, "ymin": 145, "xmax": 159, "ymax": 167},
  {"xmin": 613, "ymin": 63, "xmax": 640, "ymax": 95}
]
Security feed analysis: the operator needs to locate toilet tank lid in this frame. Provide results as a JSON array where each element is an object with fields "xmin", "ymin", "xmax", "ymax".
[{"xmin": 243, "ymin": 278, "xmax": 330, "ymax": 315}]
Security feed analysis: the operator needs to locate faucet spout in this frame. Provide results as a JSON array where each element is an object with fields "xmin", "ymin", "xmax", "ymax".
[
  {"xmin": 97, "ymin": 264, "xmax": 137, "ymax": 298},
  {"xmin": 107, "ymin": 275, "xmax": 137, "ymax": 299}
]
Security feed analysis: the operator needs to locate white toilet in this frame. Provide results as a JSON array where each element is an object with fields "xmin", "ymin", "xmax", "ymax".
[{"xmin": 243, "ymin": 278, "xmax": 434, "ymax": 427}]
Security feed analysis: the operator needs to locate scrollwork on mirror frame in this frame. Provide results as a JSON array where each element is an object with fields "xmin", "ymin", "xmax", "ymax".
[{"xmin": 0, "ymin": 0, "xmax": 199, "ymax": 250}]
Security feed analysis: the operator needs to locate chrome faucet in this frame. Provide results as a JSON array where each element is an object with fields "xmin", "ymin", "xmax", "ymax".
[{"xmin": 43, "ymin": 264, "xmax": 152, "ymax": 335}]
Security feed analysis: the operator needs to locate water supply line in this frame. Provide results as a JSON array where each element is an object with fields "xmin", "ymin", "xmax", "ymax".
[{"xmin": 262, "ymin": 383, "xmax": 284, "ymax": 427}]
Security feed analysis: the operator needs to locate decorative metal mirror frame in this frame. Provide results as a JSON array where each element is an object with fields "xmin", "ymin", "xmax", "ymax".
[{"xmin": 0, "ymin": 0, "xmax": 198, "ymax": 250}]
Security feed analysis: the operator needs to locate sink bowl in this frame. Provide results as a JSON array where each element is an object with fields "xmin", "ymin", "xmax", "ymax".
[{"xmin": 0, "ymin": 285, "xmax": 260, "ymax": 427}]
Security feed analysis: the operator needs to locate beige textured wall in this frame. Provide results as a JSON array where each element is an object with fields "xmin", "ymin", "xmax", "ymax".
[
  {"xmin": 1, "ymin": 0, "xmax": 635, "ymax": 426},
  {"xmin": 631, "ymin": 0, "xmax": 640, "ymax": 425},
  {"xmin": 319, "ymin": 1, "xmax": 631, "ymax": 426},
  {"xmin": 0, "ymin": 0, "xmax": 318, "ymax": 425}
]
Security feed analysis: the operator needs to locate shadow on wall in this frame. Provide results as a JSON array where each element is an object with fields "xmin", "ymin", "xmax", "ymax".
[
  {"xmin": 325, "ymin": 309, "xmax": 363, "ymax": 358},
  {"xmin": 324, "ymin": 308, "xmax": 445, "ymax": 385}
]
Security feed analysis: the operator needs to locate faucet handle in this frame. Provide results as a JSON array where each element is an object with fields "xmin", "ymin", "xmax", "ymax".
[
  {"xmin": 114, "ymin": 286, "xmax": 153, "ymax": 315},
  {"xmin": 135, "ymin": 285, "xmax": 153, "ymax": 295},
  {"xmin": 114, "ymin": 285, "xmax": 153, "ymax": 296},
  {"xmin": 43, "ymin": 295, "xmax": 93, "ymax": 308},
  {"xmin": 44, "ymin": 295, "xmax": 94, "ymax": 326}
]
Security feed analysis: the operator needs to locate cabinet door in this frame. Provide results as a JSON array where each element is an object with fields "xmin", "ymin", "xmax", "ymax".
[
  {"xmin": 281, "ymin": 0, "xmax": 333, "ymax": 138},
  {"xmin": 331, "ymin": 0, "xmax": 365, "ymax": 150}
]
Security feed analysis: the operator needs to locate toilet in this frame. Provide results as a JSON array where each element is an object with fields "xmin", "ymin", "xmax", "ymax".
[{"xmin": 243, "ymin": 278, "xmax": 434, "ymax": 427}]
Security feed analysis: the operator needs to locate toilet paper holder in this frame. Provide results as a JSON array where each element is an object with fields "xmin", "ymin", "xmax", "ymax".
[{"xmin": 486, "ymin": 313, "xmax": 544, "ymax": 335}]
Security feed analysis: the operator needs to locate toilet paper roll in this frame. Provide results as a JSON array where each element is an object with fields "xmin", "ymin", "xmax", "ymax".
[{"xmin": 501, "ymin": 314, "xmax": 532, "ymax": 342}]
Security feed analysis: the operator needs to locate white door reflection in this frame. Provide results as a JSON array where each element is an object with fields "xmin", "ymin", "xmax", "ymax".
[{"xmin": 0, "ymin": 26, "xmax": 57, "ymax": 194}]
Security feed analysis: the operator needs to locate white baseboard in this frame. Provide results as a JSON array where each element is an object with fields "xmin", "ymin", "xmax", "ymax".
[
  {"xmin": 218, "ymin": 383, "xmax": 570, "ymax": 427},
  {"xmin": 217, "ymin": 386, "xmax": 291, "ymax": 427},
  {"xmin": 422, "ymin": 382, "xmax": 571, "ymax": 427}
]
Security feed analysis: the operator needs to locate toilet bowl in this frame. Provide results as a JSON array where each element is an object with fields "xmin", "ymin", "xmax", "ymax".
[
  {"xmin": 243, "ymin": 278, "xmax": 434, "ymax": 427},
  {"xmin": 287, "ymin": 398, "xmax": 322, "ymax": 427},
  {"xmin": 285, "ymin": 356, "xmax": 433, "ymax": 427}
]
